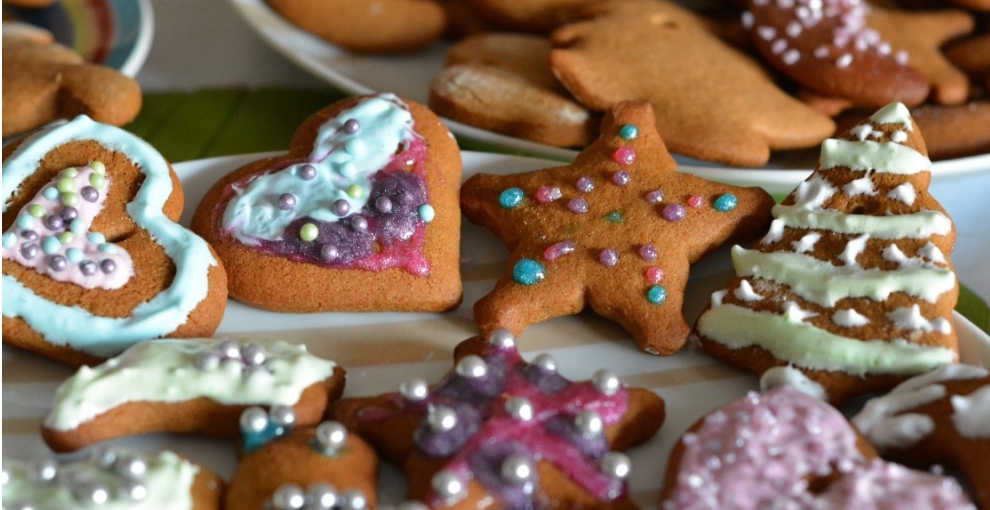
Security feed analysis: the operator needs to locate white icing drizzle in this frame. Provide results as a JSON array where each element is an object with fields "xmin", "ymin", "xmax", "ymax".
[
  {"xmin": 782, "ymin": 301, "xmax": 817, "ymax": 323},
  {"xmin": 793, "ymin": 175, "xmax": 836, "ymax": 208},
  {"xmin": 850, "ymin": 124, "xmax": 873, "ymax": 141},
  {"xmin": 791, "ymin": 232, "xmax": 821, "ymax": 253},
  {"xmin": 882, "ymin": 244, "xmax": 945, "ymax": 269},
  {"xmin": 45, "ymin": 338, "xmax": 338, "ymax": 431},
  {"xmin": 839, "ymin": 234, "xmax": 870, "ymax": 266},
  {"xmin": 951, "ymin": 386, "xmax": 990, "ymax": 438},
  {"xmin": 887, "ymin": 305, "xmax": 952, "ymax": 334},
  {"xmin": 918, "ymin": 242, "xmax": 946, "ymax": 264},
  {"xmin": 832, "ymin": 308, "xmax": 870, "ymax": 328},
  {"xmin": 760, "ymin": 365, "xmax": 828, "ymax": 401},
  {"xmin": 820, "ymin": 139, "xmax": 931, "ymax": 174},
  {"xmin": 761, "ymin": 219, "xmax": 785, "ymax": 244},
  {"xmin": 711, "ymin": 290, "xmax": 728, "ymax": 307},
  {"xmin": 732, "ymin": 246, "xmax": 956, "ymax": 307},
  {"xmin": 771, "ymin": 205, "xmax": 952, "ymax": 239},
  {"xmin": 843, "ymin": 175, "xmax": 876, "ymax": 196},
  {"xmin": 734, "ymin": 279, "xmax": 764, "ymax": 302},
  {"xmin": 870, "ymin": 102, "xmax": 914, "ymax": 130},
  {"xmin": 887, "ymin": 182, "xmax": 916, "ymax": 206}
]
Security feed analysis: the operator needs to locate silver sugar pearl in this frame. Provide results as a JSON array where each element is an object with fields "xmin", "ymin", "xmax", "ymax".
[
  {"xmin": 1, "ymin": 466, "xmax": 10, "ymax": 485},
  {"xmin": 241, "ymin": 406, "xmax": 270, "ymax": 433},
  {"xmin": 305, "ymin": 482, "xmax": 338, "ymax": 509},
  {"xmin": 339, "ymin": 489, "xmax": 368, "ymax": 510},
  {"xmin": 505, "ymin": 397, "xmax": 534, "ymax": 421},
  {"xmin": 574, "ymin": 410, "xmax": 604, "ymax": 437},
  {"xmin": 501, "ymin": 455, "xmax": 536, "ymax": 486},
  {"xmin": 591, "ymin": 369, "xmax": 622, "ymax": 396},
  {"xmin": 332, "ymin": 199, "xmax": 350, "ymax": 217},
  {"xmin": 271, "ymin": 483, "xmax": 306, "ymax": 510},
  {"xmin": 455, "ymin": 355, "xmax": 488, "ymax": 379},
  {"xmin": 399, "ymin": 377, "xmax": 429, "ymax": 402},
  {"xmin": 531, "ymin": 354, "xmax": 557, "ymax": 373},
  {"xmin": 488, "ymin": 329, "xmax": 515, "ymax": 349},
  {"xmin": 72, "ymin": 482, "xmax": 110, "ymax": 505},
  {"xmin": 215, "ymin": 339, "xmax": 242, "ymax": 360},
  {"xmin": 600, "ymin": 452, "xmax": 631, "ymax": 479},
  {"xmin": 426, "ymin": 405, "xmax": 458, "ymax": 433},
  {"xmin": 241, "ymin": 343, "xmax": 268, "ymax": 366},
  {"xmin": 343, "ymin": 119, "xmax": 361, "ymax": 135},
  {"xmin": 89, "ymin": 446, "xmax": 117, "ymax": 468},
  {"xmin": 320, "ymin": 244, "xmax": 339, "ymax": 262},
  {"xmin": 114, "ymin": 454, "xmax": 148, "ymax": 478},
  {"xmin": 350, "ymin": 216, "xmax": 368, "ymax": 232},
  {"xmin": 315, "ymin": 421, "xmax": 348, "ymax": 452},
  {"xmin": 270, "ymin": 405, "xmax": 296, "ymax": 429},
  {"xmin": 117, "ymin": 479, "xmax": 148, "ymax": 501},
  {"xmin": 32, "ymin": 459, "xmax": 58, "ymax": 482},
  {"xmin": 375, "ymin": 196, "xmax": 393, "ymax": 213},
  {"xmin": 299, "ymin": 164, "xmax": 317, "ymax": 181},
  {"xmin": 277, "ymin": 193, "xmax": 297, "ymax": 211},
  {"xmin": 194, "ymin": 350, "xmax": 221, "ymax": 371},
  {"xmin": 431, "ymin": 469, "xmax": 465, "ymax": 502}
]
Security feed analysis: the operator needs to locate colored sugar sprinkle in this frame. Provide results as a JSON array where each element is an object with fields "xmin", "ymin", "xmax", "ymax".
[
  {"xmin": 619, "ymin": 124, "xmax": 638, "ymax": 140},
  {"xmin": 419, "ymin": 204, "xmax": 436, "ymax": 223},
  {"xmin": 687, "ymin": 195, "xmax": 704, "ymax": 208},
  {"xmin": 612, "ymin": 171, "xmax": 631, "ymax": 186},
  {"xmin": 605, "ymin": 210, "xmax": 624, "ymax": 223},
  {"xmin": 599, "ymin": 249, "xmax": 619, "ymax": 267},
  {"xmin": 714, "ymin": 194, "xmax": 738, "ymax": 212},
  {"xmin": 645, "ymin": 189, "xmax": 664, "ymax": 204},
  {"xmin": 89, "ymin": 173, "xmax": 106, "ymax": 189},
  {"xmin": 638, "ymin": 244, "xmax": 658, "ymax": 261},
  {"xmin": 513, "ymin": 258, "xmax": 546, "ymax": 285},
  {"xmin": 346, "ymin": 184, "xmax": 365, "ymax": 199},
  {"xmin": 536, "ymin": 186, "xmax": 563, "ymax": 203},
  {"xmin": 500, "ymin": 188, "xmax": 525, "ymax": 209},
  {"xmin": 576, "ymin": 177, "xmax": 594, "ymax": 192},
  {"xmin": 613, "ymin": 146, "xmax": 636, "ymax": 166},
  {"xmin": 647, "ymin": 285, "xmax": 667, "ymax": 304},
  {"xmin": 568, "ymin": 198, "xmax": 589, "ymax": 214},
  {"xmin": 543, "ymin": 240, "xmax": 576, "ymax": 262},
  {"xmin": 299, "ymin": 223, "xmax": 319, "ymax": 242},
  {"xmin": 645, "ymin": 266, "xmax": 664, "ymax": 284},
  {"xmin": 662, "ymin": 204, "xmax": 686, "ymax": 222}
]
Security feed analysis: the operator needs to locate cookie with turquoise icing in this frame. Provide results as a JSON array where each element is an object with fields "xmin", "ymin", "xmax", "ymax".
[
  {"xmin": 191, "ymin": 94, "xmax": 463, "ymax": 313},
  {"xmin": 41, "ymin": 338, "xmax": 345, "ymax": 453},
  {"xmin": 694, "ymin": 102, "xmax": 960, "ymax": 406},
  {"xmin": 1, "ymin": 116, "xmax": 228, "ymax": 366},
  {"xmin": 2, "ymin": 446, "xmax": 224, "ymax": 510}
]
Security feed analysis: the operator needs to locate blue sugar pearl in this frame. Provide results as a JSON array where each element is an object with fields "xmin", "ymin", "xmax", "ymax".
[
  {"xmin": 605, "ymin": 210, "xmax": 624, "ymax": 224},
  {"xmin": 66, "ymin": 248, "xmax": 85, "ymax": 263},
  {"xmin": 43, "ymin": 187, "xmax": 60, "ymax": 201},
  {"xmin": 242, "ymin": 420, "xmax": 288, "ymax": 454},
  {"xmin": 513, "ymin": 258, "xmax": 546, "ymax": 286},
  {"xmin": 2, "ymin": 232, "xmax": 17, "ymax": 248},
  {"xmin": 88, "ymin": 232, "xmax": 106, "ymax": 244},
  {"xmin": 70, "ymin": 218, "xmax": 87, "ymax": 234},
  {"xmin": 418, "ymin": 204, "xmax": 436, "ymax": 223},
  {"xmin": 499, "ymin": 188, "xmax": 525, "ymax": 209},
  {"xmin": 42, "ymin": 236, "xmax": 61, "ymax": 255},
  {"xmin": 17, "ymin": 214, "xmax": 36, "ymax": 230},
  {"xmin": 647, "ymin": 285, "xmax": 667, "ymax": 305},
  {"xmin": 100, "ymin": 243, "xmax": 118, "ymax": 254},
  {"xmin": 618, "ymin": 124, "xmax": 638, "ymax": 140},
  {"xmin": 714, "ymin": 194, "xmax": 738, "ymax": 212}
]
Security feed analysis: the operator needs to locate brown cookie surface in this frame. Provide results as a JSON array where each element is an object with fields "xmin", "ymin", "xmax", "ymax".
[
  {"xmin": 461, "ymin": 100, "xmax": 775, "ymax": 355},
  {"xmin": 191, "ymin": 94, "xmax": 462, "ymax": 313},
  {"xmin": 549, "ymin": 0, "xmax": 835, "ymax": 167}
]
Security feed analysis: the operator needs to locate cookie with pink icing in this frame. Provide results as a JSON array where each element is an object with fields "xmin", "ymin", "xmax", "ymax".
[
  {"xmin": 191, "ymin": 94, "xmax": 463, "ymax": 313},
  {"xmin": 330, "ymin": 330, "xmax": 666, "ymax": 509},
  {"xmin": 659, "ymin": 386, "xmax": 976, "ymax": 509},
  {"xmin": 695, "ymin": 102, "xmax": 960, "ymax": 406},
  {"xmin": 2, "ymin": 116, "xmax": 228, "ymax": 366},
  {"xmin": 853, "ymin": 364, "xmax": 990, "ymax": 510}
]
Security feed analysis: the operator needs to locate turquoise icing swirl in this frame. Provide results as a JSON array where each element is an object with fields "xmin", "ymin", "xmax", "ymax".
[{"xmin": 2, "ymin": 116, "xmax": 219, "ymax": 356}]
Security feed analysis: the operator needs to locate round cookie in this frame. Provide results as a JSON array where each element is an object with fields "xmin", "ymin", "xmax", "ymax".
[
  {"xmin": 191, "ymin": 94, "xmax": 462, "ymax": 313},
  {"xmin": 659, "ymin": 386, "xmax": 976, "ymax": 509},
  {"xmin": 466, "ymin": 0, "xmax": 595, "ymax": 33},
  {"xmin": 41, "ymin": 338, "xmax": 345, "ymax": 453},
  {"xmin": 267, "ymin": 0, "xmax": 447, "ymax": 54},
  {"xmin": 2, "ymin": 447, "xmax": 224, "ymax": 510},
  {"xmin": 853, "ymin": 364, "xmax": 990, "ymax": 510},
  {"xmin": 695, "ymin": 102, "xmax": 960, "ymax": 406},
  {"xmin": 2, "ymin": 116, "xmax": 228, "ymax": 366},
  {"xmin": 330, "ymin": 330, "xmax": 666, "ymax": 509}
]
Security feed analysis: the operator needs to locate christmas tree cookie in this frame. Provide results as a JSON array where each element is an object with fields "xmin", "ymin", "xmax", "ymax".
[{"xmin": 695, "ymin": 102, "xmax": 959, "ymax": 405}]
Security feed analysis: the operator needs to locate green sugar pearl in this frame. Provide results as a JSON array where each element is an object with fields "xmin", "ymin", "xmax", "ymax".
[
  {"xmin": 90, "ymin": 161, "xmax": 106, "ymax": 174},
  {"xmin": 89, "ymin": 172, "xmax": 107, "ymax": 190},
  {"xmin": 59, "ymin": 231, "xmax": 75, "ymax": 244},
  {"xmin": 57, "ymin": 177, "xmax": 76, "ymax": 193},
  {"xmin": 300, "ymin": 223, "xmax": 319, "ymax": 242},
  {"xmin": 61, "ymin": 192, "xmax": 80, "ymax": 207},
  {"xmin": 345, "ymin": 184, "xmax": 364, "ymax": 199},
  {"xmin": 27, "ymin": 204, "xmax": 46, "ymax": 218}
]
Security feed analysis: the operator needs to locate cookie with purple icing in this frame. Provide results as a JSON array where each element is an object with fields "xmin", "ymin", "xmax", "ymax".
[
  {"xmin": 329, "ymin": 330, "xmax": 666, "ymax": 509},
  {"xmin": 2, "ymin": 116, "xmax": 228, "ymax": 366},
  {"xmin": 191, "ymin": 94, "xmax": 462, "ymax": 313}
]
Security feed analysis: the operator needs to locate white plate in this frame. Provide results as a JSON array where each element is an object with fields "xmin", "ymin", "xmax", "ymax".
[
  {"xmin": 4, "ymin": 0, "xmax": 154, "ymax": 78},
  {"xmin": 3, "ymin": 152, "xmax": 988, "ymax": 508},
  {"xmin": 228, "ymin": 0, "xmax": 990, "ymax": 195}
]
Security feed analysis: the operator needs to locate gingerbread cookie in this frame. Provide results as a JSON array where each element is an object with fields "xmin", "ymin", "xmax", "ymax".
[
  {"xmin": 267, "ymin": 0, "xmax": 446, "ymax": 54},
  {"xmin": 2, "ymin": 21, "xmax": 142, "ymax": 139},
  {"xmin": 659, "ymin": 386, "xmax": 976, "ymax": 509},
  {"xmin": 41, "ymin": 338, "xmax": 344, "ymax": 452},
  {"xmin": 466, "ymin": 0, "xmax": 594, "ymax": 33},
  {"xmin": 695, "ymin": 102, "xmax": 960, "ymax": 406},
  {"xmin": 945, "ymin": 32, "xmax": 990, "ymax": 90},
  {"xmin": 226, "ymin": 420, "xmax": 377, "ymax": 510},
  {"xmin": 2, "ymin": 116, "xmax": 228, "ymax": 366},
  {"xmin": 430, "ymin": 33, "xmax": 597, "ymax": 148},
  {"xmin": 191, "ymin": 94, "xmax": 462, "ymax": 313},
  {"xmin": 549, "ymin": 0, "xmax": 835, "ymax": 167},
  {"xmin": 2, "ymin": 447, "xmax": 224, "ymax": 510},
  {"xmin": 330, "ymin": 330, "xmax": 666, "ymax": 509},
  {"xmin": 853, "ymin": 364, "xmax": 990, "ymax": 510},
  {"xmin": 460, "ymin": 101, "xmax": 775, "ymax": 355}
]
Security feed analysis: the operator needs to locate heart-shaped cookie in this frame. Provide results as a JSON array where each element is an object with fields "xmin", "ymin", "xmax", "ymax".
[
  {"xmin": 191, "ymin": 94, "xmax": 462, "ymax": 313},
  {"xmin": 2, "ymin": 116, "xmax": 228, "ymax": 366}
]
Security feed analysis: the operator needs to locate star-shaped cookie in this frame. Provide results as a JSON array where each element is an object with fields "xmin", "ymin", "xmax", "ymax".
[
  {"xmin": 330, "ymin": 331, "xmax": 666, "ymax": 509},
  {"xmin": 460, "ymin": 100, "xmax": 776, "ymax": 355}
]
